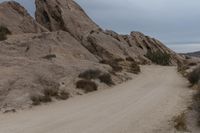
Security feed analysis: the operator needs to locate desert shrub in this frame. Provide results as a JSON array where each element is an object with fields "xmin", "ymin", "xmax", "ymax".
[
  {"xmin": 79, "ymin": 69, "xmax": 114, "ymax": 86},
  {"xmin": 126, "ymin": 57, "xmax": 135, "ymax": 62},
  {"xmin": 31, "ymin": 76, "xmax": 61, "ymax": 105},
  {"xmin": 173, "ymin": 113, "xmax": 187, "ymax": 131},
  {"xmin": 0, "ymin": 32, "xmax": 6, "ymax": 41},
  {"xmin": 110, "ymin": 63, "xmax": 123, "ymax": 72},
  {"xmin": 42, "ymin": 54, "xmax": 56, "ymax": 60},
  {"xmin": 43, "ymin": 88, "xmax": 58, "ymax": 97},
  {"xmin": 130, "ymin": 62, "xmax": 141, "ymax": 74},
  {"xmin": 188, "ymin": 66, "xmax": 200, "ymax": 85},
  {"xmin": 31, "ymin": 95, "xmax": 42, "ymax": 105},
  {"xmin": 99, "ymin": 73, "xmax": 114, "ymax": 86},
  {"xmin": 76, "ymin": 80, "xmax": 98, "ymax": 93},
  {"xmin": 31, "ymin": 95, "xmax": 52, "ymax": 105},
  {"xmin": 38, "ymin": 76, "xmax": 60, "ymax": 92},
  {"xmin": 79, "ymin": 69, "xmax": 101, "ymax": 80},
  {"xmin": 145, "ymin": 50, "xmax": 170, "ymax": 66},
  {"xmin": 192, "ymin": 90, "xmax": 200, "ymax": 125},
  {"xmin": 0, "ymin": 25, "xmax": 11, "ymax": 41},
  {"xmin": 57, "ymin": 91, "xmax": 70, "ymax": 100}
]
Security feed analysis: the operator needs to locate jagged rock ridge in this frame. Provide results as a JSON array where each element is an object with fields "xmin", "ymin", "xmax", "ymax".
[
  {"xmin": 35, "ymin": 0, "xmax": 183, "ymax": 65},
  {"xmin": 0, "ymin": 1, "xmax": 48, "ymax": 34}
]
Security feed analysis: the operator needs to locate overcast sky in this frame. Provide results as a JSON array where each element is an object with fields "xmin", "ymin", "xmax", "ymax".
[{"xmin": 0, "ymin": 0, "xmax": 200, "ymax": 52}]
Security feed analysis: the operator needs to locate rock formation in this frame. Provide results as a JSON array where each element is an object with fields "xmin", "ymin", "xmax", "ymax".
[
  {"xmin": 35, "ymin": 0, "xmax": 183, "ymax": 65},
  {"xmin": 0, "ymin": 1, "xmax": 48, "ymax": 34},
  {"xmin": 0, "ymin": 0, "xmax": 184, "ymax": 111},
  {"xmin": 35, "ymin": 0, "xmax": 99, "ymax": 40}
]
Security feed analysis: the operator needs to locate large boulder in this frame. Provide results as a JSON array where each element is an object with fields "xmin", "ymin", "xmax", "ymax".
[
  {"xmin": 0, "ymin": 1, "xmax": 48, "ymax": 34},
  {"xmin": 35, "ymin": 0, "xmax": 100, "ymax": 40}
]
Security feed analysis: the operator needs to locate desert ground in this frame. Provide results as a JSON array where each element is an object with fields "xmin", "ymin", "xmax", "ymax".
[{"xmin": 0, "ymin": 65, "xmax": 192, "ymax": 133}]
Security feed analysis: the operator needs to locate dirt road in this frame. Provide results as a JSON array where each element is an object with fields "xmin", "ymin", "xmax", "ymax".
[{"xmin": 0, "ymin": 66, "xmax": 192, "ymax": 133}]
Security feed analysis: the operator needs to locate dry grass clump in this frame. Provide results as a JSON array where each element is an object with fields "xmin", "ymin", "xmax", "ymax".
[
  {"xmin": 130, "ymin": 62, "xmax": 141, "ymax": 74},
  {"xmin": 145, "ymin": 50, "xmax": 170, "ymax": 66},
  {"xmin": 173, "ymin": 113, "xmax": 187, "ymax": 131},
  {"xmin": 192, "ymin": 89, "xmax": 200, "ymax": 126},
  {"xmin": 57, "ymin": 90, "xmax": 70, "ymax": 100},
  {"xmin": 42, "ymin": 54, "xmax": 56, "ymax": 60},
  {"xmin": 31, "ymin": 76, "xmax": 70, "ymax": 105},
  {"xmin": 79, "ymin": 69, "xmax": 101, "ymax": 80},
  {"xmin": 187, "ymin": 66, "xmax": 200, "ymax": 126},
  {"xmin": 0, "ymin": 25, "xmax": 11, "ymax": 41},
  {"xmin": 99, "ymin": 73, "xmax": 114, "ymax": 86},
  {"xmin": 31, "ymin": 95, "xmax": 51, "ymax": 106},
  {"xmin": 188, "ymin": 66, "xmax": 200, "ymax": 85},
  {"xmin": 76, "ymin": 80, "xmax": 98, "ymax": 93},
  {"xmin": 78, "ymin": 69, "xmax": 114, "ymax": 86}
]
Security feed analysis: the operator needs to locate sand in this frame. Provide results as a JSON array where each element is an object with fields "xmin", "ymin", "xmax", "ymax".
[{"xmin": 0, "ymin": 65, "xmax": 192, "ymax": 133}]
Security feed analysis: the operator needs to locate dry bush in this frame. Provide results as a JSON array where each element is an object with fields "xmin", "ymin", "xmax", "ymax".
[
  {"xmin": 99, "ymin": 73, "xmax": 114, "ymax": 86},
  {"xmin": 79, "ymin": 69, "xmax": 101, "ymax": 80},
  {"xmin": 57, "ymin": 90, "xmax": 70, "ymax": 100},
  {"xmin": 173, "ymin": 113, "xmax": 187, "ymax": 131},
  {"xmin": 145, "ymin": 50, "xmax": 170, "ymax": 66},
  {"xmin": 31, "ymin": 75, "xmax": 60, "ymax": 105},
  {"xmin": 130, "ymin": 62, "xmax": 141, "ymax": 74},
  {"xmin": 0, "ymin": 25, "xmax": 11, "ymax": 41},
  {"xmin": 76, "ymin": 80, "xmax": 98, "ymax": 93},
  {"xmin": 188, "ymin": 66, "xmax": 200, "ymax": 85},
  {"xmin": 43, "ymin": 88, "xmax": 58, "ymax": 97},
  {"xmin": 192, "ymin": 90, "xmax": 200, "ymax": 126},
  {"xmin": 31, "ymin": 95, "xmax": 52, "ymax": 105},
  {"xmin": 126, "ymin": 57, "xmax": 135, "ymax": 62},
  {"xmin": 42, "ymin": 54, "xmax": 56, "ymax": 60},
  {"xmin": 79, "ymin": 69, "xmax": 114, "ymax": 86}
]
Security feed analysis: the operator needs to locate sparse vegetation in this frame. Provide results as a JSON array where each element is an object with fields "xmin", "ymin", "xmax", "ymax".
[
  {"xmin": 130, "ymin": 62, "xmax": 141, "ymax": 74},
  {"xmin": 76, "ymin": 80, "xmax": 98, "ymax": 93},
  {"xmin": 0, "ymin": 25, "xmax": 11, "ymax": 41},
  {"xmin": 187, "ymin": 66, "xmax": 200, "ymax": 126},
  {"xmin": 31, "ymin": 76, "xmax": 70, "ymax": 105},
  {"xmin": 145, "ymin": 50, "xmax": 170, "ymax": 66},
  {"xmin": 173, "ymin": 113, "xmax": 187, "ymax": 131},
  {"xmin": 99, "ymin": 73, "xmax": 114, "ymax": 86},
  {"xmin": 31, "ymin": 95, "xmax": 52, "ymax": 106},
  {"xmin": 43, "ymin": 88, "xmax": 58, "ymax": 97},
  {"xmin": 57, "ymin": 90, "xmax": 70, "ymax": 100},
  {"xmin": 42, "ymin": 54, "xmax": 57, "ymax": 60},
  {"xmin": 188, "ymin": 66, "xmax": 200, "ymax": 85},
  {"xmin": 193, "ymin": 90, "xmax": 200, "ymax": 126},
  {"xmin": 79, "ymin": 69, "xmax": 114, "ymax": 86},
  {"xmin": 79, "ymin": 69, "xmax": 101, "ymax": 80}
]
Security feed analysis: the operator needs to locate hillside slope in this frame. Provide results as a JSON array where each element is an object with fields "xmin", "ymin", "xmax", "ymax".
[
  {"xmin": 0, "ymin": 0, "xmax": 184, "ymax": 111},
  {"xmin": 0, "ymin": 66, "xmax": 191, "ymax": 133}
]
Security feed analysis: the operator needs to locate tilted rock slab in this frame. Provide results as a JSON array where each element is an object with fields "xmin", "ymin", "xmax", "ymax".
[{"xmin": 0, "ymin": 1, "xmax": 48, "ymax": 34}]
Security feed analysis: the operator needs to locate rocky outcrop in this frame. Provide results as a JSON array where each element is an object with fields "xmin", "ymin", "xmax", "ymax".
[
  {"xmin": 35, "ymin": 0, "xmax": 100, "ymax": 40},
  {"xmin": 35, "ymin": 0, "xmax": 183, "ymax": 65},
  {"xmin": 0, "ymin": 31, "xmax": 116, "ymax": 111},
  {"xmin": 0, "ymin": 1, "xmax": 48, "ymax": 34}
]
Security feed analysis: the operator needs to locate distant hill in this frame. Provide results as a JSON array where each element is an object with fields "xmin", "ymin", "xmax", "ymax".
[{"xmin": 185, "ymin": 51, "xmax": 200, "ymax": 57}]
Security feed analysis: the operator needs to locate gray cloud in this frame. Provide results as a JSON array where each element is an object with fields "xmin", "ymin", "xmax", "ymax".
[
  {"xmin": 75, "ymin": 0, "xmax": 200, "ymax": 44},
  {"xmin": 0, "ymin": 0, "xmax": 200, "ymax": 50}
]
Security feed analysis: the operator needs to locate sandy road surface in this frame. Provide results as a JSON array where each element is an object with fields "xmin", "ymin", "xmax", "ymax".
[{"xmin": 0, "ymin": 66, "xmax": 191, "ymax": 133}]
